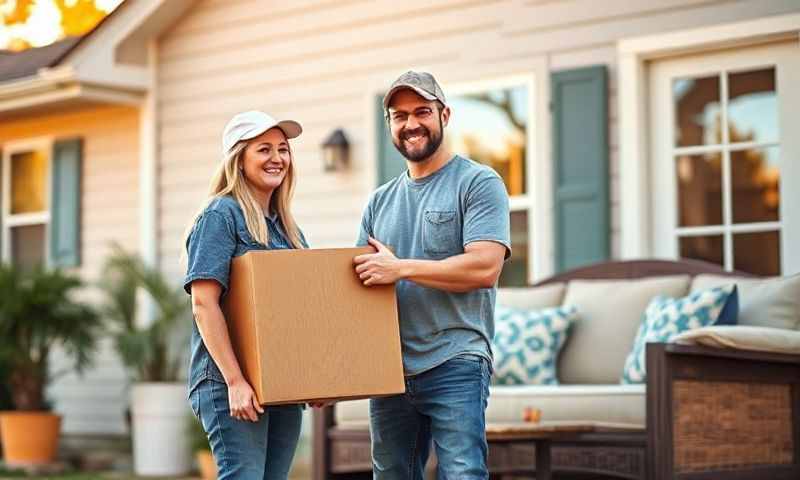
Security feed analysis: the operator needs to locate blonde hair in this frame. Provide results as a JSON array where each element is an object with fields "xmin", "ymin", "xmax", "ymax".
[{"xmin": 182, "ymin": 135, "xmax": 305, "ymax": 259}]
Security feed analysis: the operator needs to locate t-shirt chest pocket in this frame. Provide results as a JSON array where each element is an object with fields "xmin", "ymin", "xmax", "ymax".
[
  {"xmin": 236, "ymin": 227, "xmax": 266, "ymax": 254},
  {"xmin": 422, "ymin": 210, "xmax": 461, "ymax": 256}
]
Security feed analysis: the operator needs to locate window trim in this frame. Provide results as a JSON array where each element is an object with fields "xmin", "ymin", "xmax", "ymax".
[
  {"xmin": 441, "ymin": 72, "xmax": 551, "ymax": 284},
  {"xmin": 1, "ymin": 136, "xmax": 53, "ymax": 266},
  {"xmin": 617, "ymin": 13, "xmax": 800, "ymax": 275}
]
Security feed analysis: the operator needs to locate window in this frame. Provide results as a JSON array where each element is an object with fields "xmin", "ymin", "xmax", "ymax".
[
  {"xmin": 2, "ymin": 139, "xmax": 51, "ymax": 270},
  {"xmin": 671, "ymin": 67, "xmax": 781, "ymax": 275},
  {"xmin": 445, "ymin": 79, "xmax": 533, "ymax": 285}
]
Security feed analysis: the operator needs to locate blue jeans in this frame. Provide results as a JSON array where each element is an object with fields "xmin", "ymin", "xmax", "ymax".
[
  {"xmin": 370, "ymin": 354, "xmax": 491, "ymax": 480},
  {"xmin": 189, "ymin": 379, "xmax": 302, "ymax": 480}
]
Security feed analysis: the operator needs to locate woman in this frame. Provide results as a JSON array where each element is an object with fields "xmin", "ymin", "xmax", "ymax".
[{"xmin": 183, "ymin": 110, "xmax": 308, "ymax": 479}]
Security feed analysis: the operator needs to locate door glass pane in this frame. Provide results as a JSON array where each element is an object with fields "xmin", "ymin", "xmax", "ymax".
[
  {"xmin": 447, "ymin": 85, "xmax": 528, "ymax": 196},
  {"xmin": 499, "ymin": 210, "xmax": 528, "ymax": 287},
  {"xmin": 673, "ymin": 75, "xmax": 721, "ymax": 147},
  {"xmin": 728, "ymin": 68, "xmax": 778, "ymax": 144},
  {"xmin": 731, "ymin": 147, "xmax": 780, "ymax": 224},
  {"xmin": 11, "ymin": 224, "xmax": 45, "ymax": 270},
  {"xmin": 676, "ymin": 152, "xmax": 722, "ymax": 227},
  {"xmin": 680, "ymin": 235, "xmax": 723, "ymax": 267},
  {"xmin": 734, "ymin": 231, "xmax": 780, "ymax": 276},
  {"xmin": 11, "ymin": 149, "xmax": 47, "ymax": 214}
]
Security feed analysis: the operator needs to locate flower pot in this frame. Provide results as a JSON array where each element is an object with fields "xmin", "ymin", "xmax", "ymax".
[
  {"xmin": 196, "ymin": 450, "xmax": 217, "ymax": 480},
  {"xmin": 131, "ymin": 383, "xmax": 192, "ymax": 476},
  {"xmin": 0, "ymin": 411, "xmax": 61, "ymax": 466}
]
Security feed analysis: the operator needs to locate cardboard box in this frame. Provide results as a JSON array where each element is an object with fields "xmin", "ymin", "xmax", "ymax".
[{"xmin": 222, "ymin": 247, "xmax": 405, "ymax": 405}]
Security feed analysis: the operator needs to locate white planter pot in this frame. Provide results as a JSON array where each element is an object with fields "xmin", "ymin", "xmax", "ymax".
[{"xmin": 131, "ymin": 382, "xmax": 192, "ymax": 476}]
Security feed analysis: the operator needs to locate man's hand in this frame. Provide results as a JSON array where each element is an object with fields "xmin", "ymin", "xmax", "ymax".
[{"xmin": 354, "ymin": 237, "xmax": 407, "ymax": 286}]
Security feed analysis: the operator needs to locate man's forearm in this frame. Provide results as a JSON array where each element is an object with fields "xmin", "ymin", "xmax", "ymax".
[{"xmin": 399, "ymin": 253, "xmax": 499, "ymax": 293}]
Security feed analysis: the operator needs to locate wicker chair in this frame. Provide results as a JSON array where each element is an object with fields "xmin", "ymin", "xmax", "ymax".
[{"xmin": 312, "ymin": 259, "xmax": 800, "ymax": 479}]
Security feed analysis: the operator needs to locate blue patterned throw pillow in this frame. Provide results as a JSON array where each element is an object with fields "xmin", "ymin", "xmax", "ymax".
[
  {"xmin": 492, "ymin": 305, "xmax": 578, "ymax": 386},
  {"xmin": 622, "ymin": 284, "xmax": 739, "ymax": 384}
]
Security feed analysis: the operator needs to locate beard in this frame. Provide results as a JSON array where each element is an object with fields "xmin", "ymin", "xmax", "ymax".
[{"xmin": 392, "ymin": 116, "xmax": 444, "ymax": 162}]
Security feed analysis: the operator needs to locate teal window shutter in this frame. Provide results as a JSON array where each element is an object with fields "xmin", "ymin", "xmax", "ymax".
[
  {"xmin": 375, "ymin": 95, "xmax": 407, "ymax": 186},
  {"xmin": 50, "ymin": 138, "xmax": 82, "ymax": 268},
  {"xmin": 552, "ymin": 65, "xmax": 609, "ymax": 272}
]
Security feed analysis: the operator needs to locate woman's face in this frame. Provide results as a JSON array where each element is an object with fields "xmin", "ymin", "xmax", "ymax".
[{"xmin": 241, "ymin": 127, "xmax": 291, "ymax": 195}]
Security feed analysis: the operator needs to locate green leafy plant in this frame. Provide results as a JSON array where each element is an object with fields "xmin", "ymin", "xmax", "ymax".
[
  {"xmin": 0, "ymin": 265, "xmax": 101, "ymax": 411},
  {"xmin": 101, "ymin": 245, "xmax": 190, "ymax": 382},
  {"xmin": 187, "ymin": 414, "xmax": 210, "ymax": 453}
]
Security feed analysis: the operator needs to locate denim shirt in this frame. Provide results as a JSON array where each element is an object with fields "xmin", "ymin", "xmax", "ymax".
[{"xmin": 183, "ymin": 195, "xmax": 307, "ymax": 393}]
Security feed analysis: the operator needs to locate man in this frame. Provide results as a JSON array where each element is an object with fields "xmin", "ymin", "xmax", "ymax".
[{"xmin": 353, "ymin": 71, "xmax": 511, "ymax": 480}]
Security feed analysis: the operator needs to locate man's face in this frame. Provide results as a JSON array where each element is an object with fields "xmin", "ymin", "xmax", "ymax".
[{"xmin": 387, "ymin": 89, "xmax": 450, "ymax": 162}]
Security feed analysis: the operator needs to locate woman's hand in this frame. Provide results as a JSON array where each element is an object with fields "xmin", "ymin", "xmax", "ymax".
[
  {"xmin": 309, "ymin": 401, "xmax": 335, "ymax": 409},
  {"xmin": 227, "ymin": 377, "xmax": 264, "ymax": 422}
]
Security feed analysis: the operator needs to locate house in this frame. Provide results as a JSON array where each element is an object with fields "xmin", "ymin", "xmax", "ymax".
[{"xmin": 1, "ymin": 0, "xmax": 798, "ymax": 445}]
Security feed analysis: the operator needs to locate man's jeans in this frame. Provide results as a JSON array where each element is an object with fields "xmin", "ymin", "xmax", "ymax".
[
  {"xmin": 370, "ymin": 354, "xmax": 491, "ymax": 480},
  {"xmin": 189, "ymin": 379, "xmax": 302, "ymax": 480}
]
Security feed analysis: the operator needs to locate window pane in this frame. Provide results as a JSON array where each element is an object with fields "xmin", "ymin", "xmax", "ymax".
[
  {"xmin": 731, "ymin": 147, "xmax": 780, "ymax": 224},
  {"xmin": 11, "ymin": 149, "xmax": 47, "ymax": 214},
  {"xmin": 673, "ymin": 75, "xmax": 721, "ymax": 147},
  {"xmin": 728, "ymin": 68, "xmax": 778, "ymax": 145},
  {"xmin": 499, "ymin": 210, "xmax": 528, "ymax": 287},
  {"xmin": 676, "ymin": 152, "xmax": 722, "ymax": 227},
  {"xmin": 447, "ymin": 85, "xmax": 528, "ymax": 196},
  {"xmin": 680, "ymin": 235, "xmax": 723, "ymax": 267},
  {"xmin": 734, "ymin": 231, "xmax": 780, "ymax": 276},
  {"xmin": 11, "ymin": 224, "xmax": 45, "ymax": 270}
]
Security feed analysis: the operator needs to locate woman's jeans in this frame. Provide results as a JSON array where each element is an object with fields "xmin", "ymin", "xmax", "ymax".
[{"xmin": 190, "ymin": 379, "xmax": 302, "ymax": 480}]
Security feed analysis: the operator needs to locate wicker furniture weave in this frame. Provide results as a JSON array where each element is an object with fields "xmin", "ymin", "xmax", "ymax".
[{"xmin": 313, "ymin": 259, "xmax": 799, "ymax": 479}]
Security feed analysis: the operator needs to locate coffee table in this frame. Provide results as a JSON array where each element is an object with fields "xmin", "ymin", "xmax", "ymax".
[{"xmin": 485, "ymin": 421, "xmax": 646, "ymax": 479}]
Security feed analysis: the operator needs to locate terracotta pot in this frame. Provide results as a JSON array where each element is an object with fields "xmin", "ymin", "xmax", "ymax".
[
  {"xmin": 0, "ymin": 411, "xmax": 61, "ymax": 466},
  {"xmin": 196, "ymin": 450, "xmax": 217, "ymax": 480}
]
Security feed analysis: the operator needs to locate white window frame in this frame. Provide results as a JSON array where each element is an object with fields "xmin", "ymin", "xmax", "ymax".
[
  {"xmin": 617, "ymin": 13, "xmax": 800, "ymax": 275},
  {"xmin": 1, "ymin": 136, "xmax": 52, "ymax": 266},
  {"xmin": 443, "ymin": 74, "xmax": 543, "ymax": 284},
  {"xmin": 650, "ymin": 49, "xmax": 788, "ymax": 272}
]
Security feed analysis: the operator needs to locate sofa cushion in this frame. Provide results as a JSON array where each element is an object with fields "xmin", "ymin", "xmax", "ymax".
[
  {"xmin": 622, "ymin": 285, "xmax": 739, "ymax": 384},
  {"xmin": 492, "ymin": 305, "xmax": 577, "ymax": 386},
  {"xmin": 333, "ymin": 384, "xmax": 646, "ymax": 429},
  {"xmin": 497, "ymin": 283, "xmax": 566, "ymax": 310},
  {"xmin": 690, "ymin": 274, "xmax": 800, "ymax": 330},
  {"xmin": 673, "ymin": 325, "xmax": 800, "ymax": 354},
  {"xmin": 559, "ymin": 276, "xmax": 691, "ymax": 384}
]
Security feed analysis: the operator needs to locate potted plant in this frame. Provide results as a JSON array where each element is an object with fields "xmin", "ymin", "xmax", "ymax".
[
  {"xmin": 101, "ymin": 246, "xmax": 192, "ymax": 476},
  {"xmin": 0, "ymin": 264, "xmax": 100, "ymax": 466},
  {"xmin": 188, "ymin": 414, "xmax": 216, "ymax": 480}
]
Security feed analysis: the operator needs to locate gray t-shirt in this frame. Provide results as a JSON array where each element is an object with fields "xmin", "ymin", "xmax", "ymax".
[{"xmin": 357, "ymin": 155, "xmax": 511, "ymax": 376}]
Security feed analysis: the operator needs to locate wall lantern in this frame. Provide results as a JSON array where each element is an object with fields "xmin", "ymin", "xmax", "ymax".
[{"xmin": 321, "ymin": 129, "xmax": 349, "ymax": 172}]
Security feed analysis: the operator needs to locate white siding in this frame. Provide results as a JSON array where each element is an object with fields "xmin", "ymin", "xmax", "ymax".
[
  {"xmin": 0, "ymin": 105, "xmax": 139, "ymax": 435},
  {"xmin": 157, "ymin": 0, "xmax": 800, "ymax": 281}
]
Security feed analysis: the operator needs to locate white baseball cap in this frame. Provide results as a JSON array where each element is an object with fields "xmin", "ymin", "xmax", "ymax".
[{"xmin": 222, "ymin": 110, "xmax": 302, "ymax": 154}]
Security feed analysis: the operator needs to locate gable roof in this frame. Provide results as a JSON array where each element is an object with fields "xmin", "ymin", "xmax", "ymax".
[{"xmin": 0, "ymin": 37, "xmax": 83, "ymax": 83}]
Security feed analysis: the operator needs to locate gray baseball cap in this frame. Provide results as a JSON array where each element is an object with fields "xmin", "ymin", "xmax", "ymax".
[{"xmin": 383, "ymin": 71, "xmax": 446, "ymax": 111}]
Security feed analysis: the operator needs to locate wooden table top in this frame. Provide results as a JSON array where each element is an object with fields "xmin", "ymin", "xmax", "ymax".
[{"xmin": 485, "ymin": 421, "xmax": 645, "ymax": 441}]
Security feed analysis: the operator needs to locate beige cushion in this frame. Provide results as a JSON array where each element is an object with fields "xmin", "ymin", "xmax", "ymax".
[
  {"xmin": 673, "ymin": 325, "xmax": 800, "ymax": 354},
  {"xmin": 486, "ymin": 384, "xmax": 645, "ymax": 425},
  {"xmin": 560, "ymin": 276, "xmax": 691, "ymax": 384},
  {"xmin": 690, "ymin": 274, "xmax": 800, "ymax": 330},
  {"xmin": 496, "ymin": 283, "xmax": 566, "ymax": 310},
  {"xmin": 334, "ymin": 385, "xmax": 646, "ymax": 429}
]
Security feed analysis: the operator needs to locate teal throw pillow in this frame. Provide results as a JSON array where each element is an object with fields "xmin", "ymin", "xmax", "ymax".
[
  {"xmin": 622, "ymin": 284, "xmax": 739, "ymax": 384},
  {"xmin": 492, "ymin": 305, "xmax": 577, "ymax": 386}
]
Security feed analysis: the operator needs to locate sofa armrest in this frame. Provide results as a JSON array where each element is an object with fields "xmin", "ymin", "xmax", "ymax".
[{"xmin": 646, "ymin": 342, "xmax": 800, "ymax": 480}]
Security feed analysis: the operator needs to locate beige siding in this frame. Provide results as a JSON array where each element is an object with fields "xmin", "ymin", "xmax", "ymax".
[
  {"xmin": 0, "ymin": 105, "xmax": 139, "ymax": 434},
  {"xmin": 157, "ymin": 0, "xmax": 800, "ymax": 281}
]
